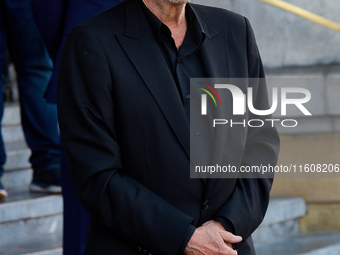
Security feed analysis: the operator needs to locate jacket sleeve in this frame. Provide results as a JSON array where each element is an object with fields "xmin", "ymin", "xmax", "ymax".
[
  {"xmin": 57, "ymin": 25, "xmax": 195, "ymax": 255},
  {"xmin": 30, "ymin": 0, "xmax": 67, "ymax": 61},
  {"xmin": 215, "ymin": 17, "xmax": 280, "ymax": 249}
]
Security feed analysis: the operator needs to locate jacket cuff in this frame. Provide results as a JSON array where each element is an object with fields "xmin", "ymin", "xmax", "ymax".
[
  {"xmin": 215, "ymin": 217, "xmax": 235, "ymax": 233},
  {"xmin": 214, "ymin": 217, "xmax": 238, "ymax": 250},
  {"xmin": 178, "ymin": 224, "xmax": 196, "ymax": 254}
]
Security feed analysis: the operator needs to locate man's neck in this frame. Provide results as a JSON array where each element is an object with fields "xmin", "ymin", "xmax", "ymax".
[{"xmin": 142, "ymin": 0, "xmax": 188, "ymax": 49}]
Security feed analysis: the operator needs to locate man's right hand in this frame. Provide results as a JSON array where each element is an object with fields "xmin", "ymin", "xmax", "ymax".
[{"xmin": 184, "ymin": 220, "xmax": 242, "ymax": 255}]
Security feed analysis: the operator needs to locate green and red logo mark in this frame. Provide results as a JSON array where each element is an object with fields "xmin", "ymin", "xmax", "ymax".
[{"xmin": 198, "ymin": 82, "xmax": 223, "ymax": 107}]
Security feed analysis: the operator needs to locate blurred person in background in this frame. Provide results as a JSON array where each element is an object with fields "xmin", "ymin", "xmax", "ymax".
[
  {"xmin": 0, "ymin": 0, "xmax": 61, "ymax": 199},
  {"xmin": 31, "ymin": 0, "xmax": 122, "ymax": 254}
]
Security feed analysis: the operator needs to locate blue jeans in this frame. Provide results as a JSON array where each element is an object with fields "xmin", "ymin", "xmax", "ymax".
[{"xmin": 0, "ymin": 0, "xmax": 60, "ymax": 178}]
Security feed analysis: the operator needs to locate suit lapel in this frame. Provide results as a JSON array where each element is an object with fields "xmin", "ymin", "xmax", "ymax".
[
  {"xmin": 193, "ymin": 8, "xmax": 235, "ymax": 190},
  {"xmin": 117, "ymin": 0, "xmax": 190, "ymax": 158},
  {"xmin": 200, "ymin": 34, "xmax": 232, "ymax": 170},
  {"xmin": 118, "ymin": 1, "xmax": 235, "ymax": 188}
]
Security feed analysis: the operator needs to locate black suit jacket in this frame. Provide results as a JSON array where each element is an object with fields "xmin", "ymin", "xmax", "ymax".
[{"xmin": 57, "ymin": 0, "xmax": 280, "ymax": 254}]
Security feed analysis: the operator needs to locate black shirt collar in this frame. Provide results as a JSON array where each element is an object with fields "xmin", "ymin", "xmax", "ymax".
[{"xmin": 139, "ymin": 0, "xmax": 206, "ymax": 53}]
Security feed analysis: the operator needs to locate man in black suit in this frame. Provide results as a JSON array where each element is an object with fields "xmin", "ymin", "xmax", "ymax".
[{"xmin": 57, "ymin": 0, "xmax": 280, "ymax": 254}]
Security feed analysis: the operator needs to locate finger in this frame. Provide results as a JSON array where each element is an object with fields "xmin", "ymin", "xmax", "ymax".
[
  {"xmin": 225, "ymin": 242, "xmax": 233, "ymax": 249},
  {"xmin": 231, "ymin": 249, "xmax": 238, "ymax": 255},
  {"xmin": 220, "ymin": 244, "xmax": 238, "ymax": 255},
  {"xmin": 220, "ymin": 231, "xmax": 242, "ymax": 243},
  {"xmin": 225, "ymin": 243, "xmax": 239, "ymax": 255}
]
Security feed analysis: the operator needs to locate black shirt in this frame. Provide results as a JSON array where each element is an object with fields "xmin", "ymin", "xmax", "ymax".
[
  {"xmin": 140, "ymin": 1, "xmax": 237, "ymax": 251},
  {"xmin": 140, "ymin": 1, "xmax": 206, "ymax": 120}
]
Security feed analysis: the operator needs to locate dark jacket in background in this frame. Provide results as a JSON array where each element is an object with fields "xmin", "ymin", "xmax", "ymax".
[
  {"xmin": 31, "ymin": 0, "xmax": 122, "ymax": 103},
  {"xmin": 31, "ymin": 1, "xmax": 122, "ymax": 254}
]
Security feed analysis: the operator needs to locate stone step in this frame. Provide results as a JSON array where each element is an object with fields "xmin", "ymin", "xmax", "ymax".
[
  {"xmin": 2, "ymin": 104, "xmax": 20, "ymax": 127},
  {"xmin": 0, "ymin": 231, "xmax": 62, "ymax": 255},
  {"xmin": 0, "ymin": 188, "xmax": 63, "ymax": 245},
  {"xmin": 0, "ymin": 105, "xmax": 63, "ymax": 254},
  {"xmin": 253, "ymin": 197, "xmax": 307, "ymax": 243},
  {"xmin": 2, "ymin": 168, "xmax": 32, "ymax": 190},
  {"xmin": 4, "ymin": 140, "xmax": 30, "ymax": 171},
  {"xmin": 255, "ymin": 232, "xmax": 340, "ymax": 255},
  {"xmin": 2, "ymin": 125, "xmax": 25, "ymax": 143},
  {"xmin": 1, "ymin": 104, "xmax": 23, "ymax": 144},
  {"xmin": 23, "ymin": 248, "xmax": 62, "ymax": 255},
  {"xmin": 2, "ymin": 104, "xmax": 31, "ymax": 171},
  {"xmin": 2, "ymin": 140, "xmax": 31, "ymax": 190}
]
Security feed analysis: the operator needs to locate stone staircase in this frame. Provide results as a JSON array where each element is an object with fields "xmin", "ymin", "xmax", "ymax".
[
  {"xmin": 254, "ymin": 197, "xmax": 340, "ymax": 255},
  {"xmin": 0, "ymin": 104, "xmax": 63, "ymax": 255}
]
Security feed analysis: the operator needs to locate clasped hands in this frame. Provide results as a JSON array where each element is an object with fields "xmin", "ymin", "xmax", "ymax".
[{"xmin": 184, "ymin": 220, "xmax": 242, "ymax": 255}]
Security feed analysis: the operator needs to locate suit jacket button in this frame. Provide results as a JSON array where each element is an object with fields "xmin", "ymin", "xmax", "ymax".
[{"xmin": 203, "ymin": 200, "xmax": 209, "ymax": 210}]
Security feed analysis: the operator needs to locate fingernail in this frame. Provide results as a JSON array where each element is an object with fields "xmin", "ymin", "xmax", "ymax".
[{"xmin": 235, "ymin": 236, "xmax": 242, "ymax": 241}]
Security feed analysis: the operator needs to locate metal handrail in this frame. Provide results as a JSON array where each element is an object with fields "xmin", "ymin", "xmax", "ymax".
[{"xmin": 260, "ymin": 0, "xmax": 340, "ymax": 32}]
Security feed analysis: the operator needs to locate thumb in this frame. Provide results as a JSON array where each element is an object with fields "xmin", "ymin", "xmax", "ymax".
[{"xmin": 221, "ymin": 231, "xmax": 242, "ymax": 244}]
